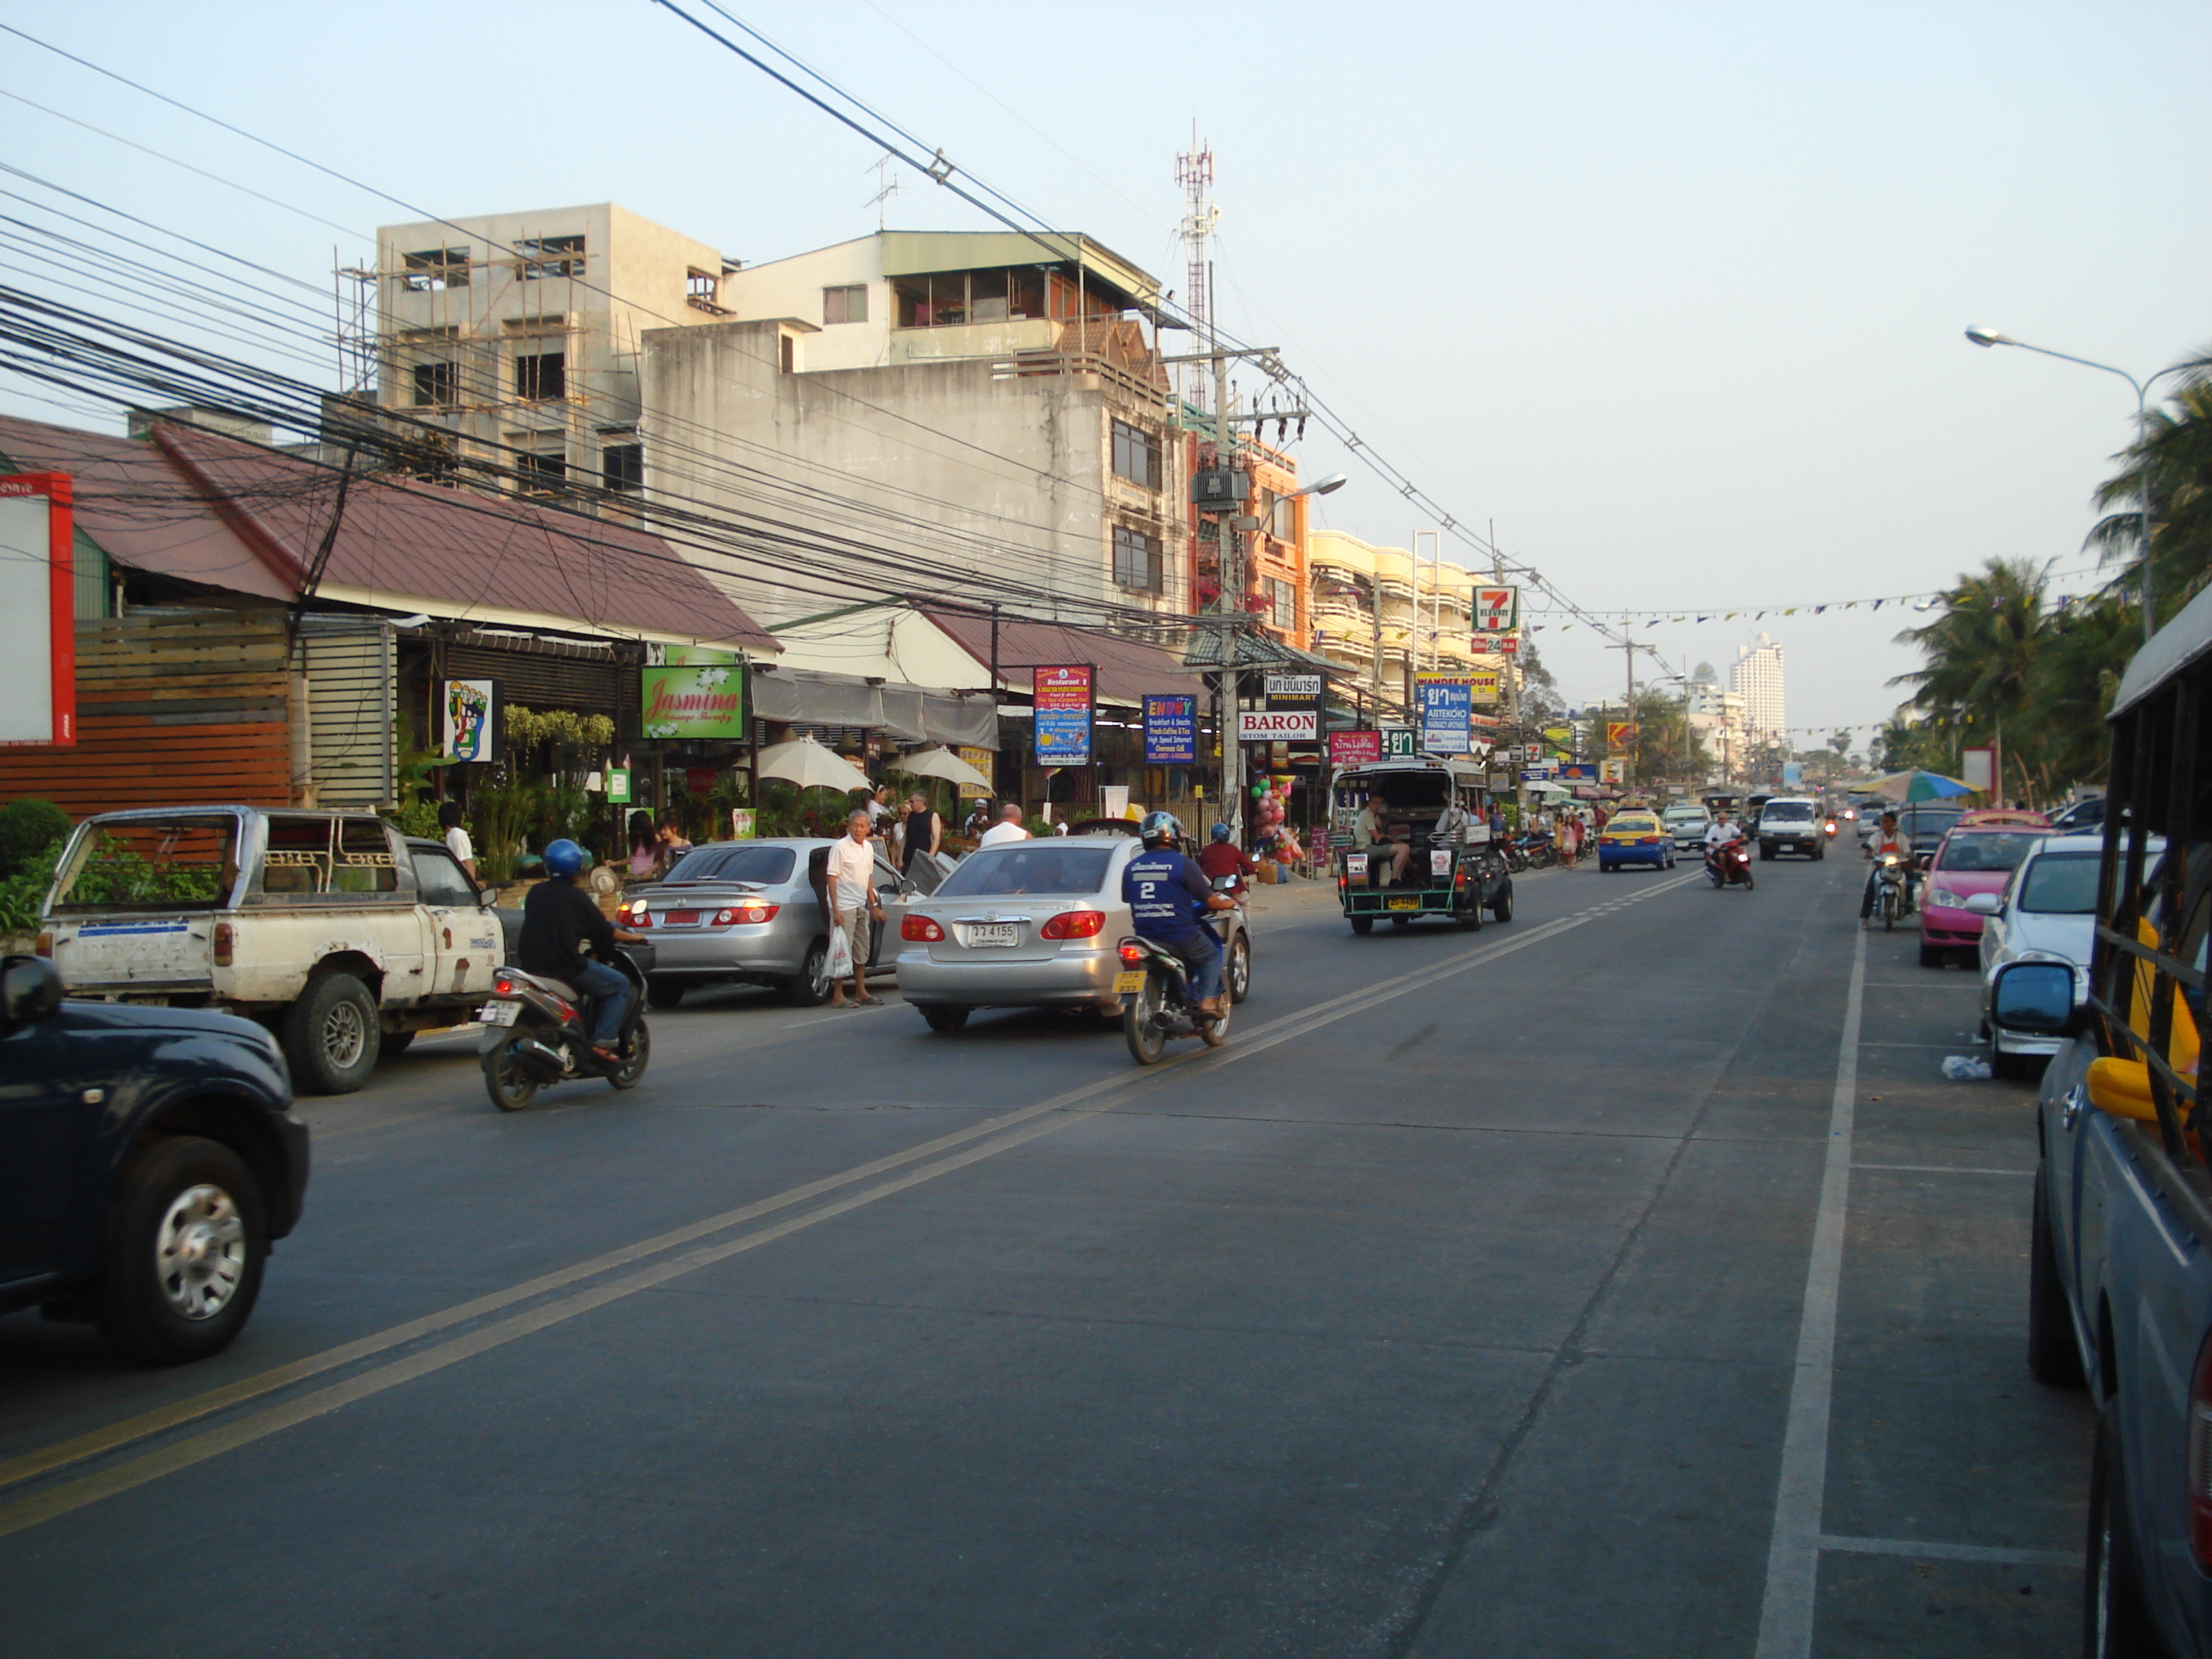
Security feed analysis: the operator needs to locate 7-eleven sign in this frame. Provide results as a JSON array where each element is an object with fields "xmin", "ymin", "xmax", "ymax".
[{"xmin": 1473, "ymin": 586, "xmax": 1519, "ymax": 632}]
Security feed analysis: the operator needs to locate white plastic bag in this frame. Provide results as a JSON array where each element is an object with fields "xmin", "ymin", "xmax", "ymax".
[
  {"xmin": 1941, "ymin": 1055, "xmax": 1994, "ymax": 1081},
  {"xmin": 824, "ymin": 922, "xmax": 855, "ymax": 981}
]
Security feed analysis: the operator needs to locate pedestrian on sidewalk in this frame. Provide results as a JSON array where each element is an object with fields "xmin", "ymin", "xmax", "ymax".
[
  {"xmin": 979, "ymin": 804, "xmax": 1030, "ymax": 848},
  {"xmin": 825, "ymin": 809, "xmax": 884, "ymax": 1007},
  {"xmin": 899, "ymin": 791, "xmax": 943, "ymax": 877},
  {"xmin": 439, "ymin": 800, "xmax": 477, "ymax": 883}
]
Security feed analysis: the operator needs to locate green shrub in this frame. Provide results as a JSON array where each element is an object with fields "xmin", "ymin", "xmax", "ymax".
[
  {"xmin": 0, "ymin": 842, "xmax": 61, "ymax": 935},
  {"xmin": 0, "ymin": 798, "xmax": 73, "ymax": 878}
]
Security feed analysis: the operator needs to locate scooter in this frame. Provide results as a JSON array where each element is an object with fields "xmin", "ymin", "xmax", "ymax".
[
  {"xmin": 1117, "ymin": 877, "xmax": 1238, "ymax": 1065},
  {"xmin": 1871, "ymin": 853, "xmax": 1910, "ymax": 931},
  {"xmin": 1511, "ymin": 830, "xmax": 1557, "ymax": 871},
  {"xmin": 1823, "ymin": 816, "xmax": 1840, "ymax": 842},
  {"xmin": 1706, "ymin": 837, "xmax": 1755, "ymax": 891},
  {"xmin": 477, "ymin": 943, "xmax": 653, "ymax": 1110}
]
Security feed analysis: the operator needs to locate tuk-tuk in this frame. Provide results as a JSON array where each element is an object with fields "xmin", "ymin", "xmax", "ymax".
[{"xmin": 1330, "ymin": 757, "xmax": 1515, "ymax": 935}]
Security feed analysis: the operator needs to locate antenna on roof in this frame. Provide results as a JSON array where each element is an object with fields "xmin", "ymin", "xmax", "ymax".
[{"xmin": 863, "ymin": 153, "xmax": 904, "ymax": 231}]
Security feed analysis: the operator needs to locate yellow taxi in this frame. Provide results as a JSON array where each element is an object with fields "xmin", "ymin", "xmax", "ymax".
[{"xmin": 1596, "ymin": 808, "xmax": 1676, "ymax": 872}]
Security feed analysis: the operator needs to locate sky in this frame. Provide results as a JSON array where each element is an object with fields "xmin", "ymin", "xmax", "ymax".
[{"xmin": 1, "ymin": 0, "xmax": 2206, "ymax": 741}]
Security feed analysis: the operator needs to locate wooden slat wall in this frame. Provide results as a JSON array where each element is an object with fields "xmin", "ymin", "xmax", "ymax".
[
  {"xmin": 298, "ymin": 619, "xmax": 395, "ymax": 806},
  {"xmin": 0, "ymin": 610, "xmax": 292, "ymax": 817}
]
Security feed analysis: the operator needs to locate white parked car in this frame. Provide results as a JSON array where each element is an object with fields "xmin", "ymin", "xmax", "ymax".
[{"xmin": 1974, "ymin": 832, "xmax": 2144, "ymax": 1074}]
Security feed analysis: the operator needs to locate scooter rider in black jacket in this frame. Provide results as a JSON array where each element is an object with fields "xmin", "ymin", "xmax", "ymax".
[{"xmin": 518, "ymin": 837, "xmax": 644, "ymax": 1065}]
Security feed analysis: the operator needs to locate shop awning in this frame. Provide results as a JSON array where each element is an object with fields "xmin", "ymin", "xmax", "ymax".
[{"xmin": 750, "ymin": 667, "xmax": 999, "ymax": 748}]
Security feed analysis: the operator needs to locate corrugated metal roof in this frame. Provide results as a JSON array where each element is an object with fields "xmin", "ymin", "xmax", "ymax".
[
  {"xmin": 919, "ymin": 607, "xmax": 1206, "ymax": 707},
  {"xmin": 0, "ymin": 412, "xmax": 776, "ymax": 651}
]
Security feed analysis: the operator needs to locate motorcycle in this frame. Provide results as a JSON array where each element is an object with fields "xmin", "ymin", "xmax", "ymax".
[
  {"xmin": 477, "ymin": 943, "xmax": 653, "ymax": 1110},
  {"xmin": 1871, "ymin": 853, "xmax": 1911, "ymax": 931},
  {"xmin": 1117, "ymin": 876, "xmax": 1238, "ymax": 1065},
  {"xmin": 1511, "ymin": 830, "xmax": 1557, "ymax": 871},
  {"xmin": 1706, "ymin": 837, "xmax": 1755, "ymax": 891},
  {"xmin": 1822, "ymin": 816, "xmax": 1840, "ymax": 842}
]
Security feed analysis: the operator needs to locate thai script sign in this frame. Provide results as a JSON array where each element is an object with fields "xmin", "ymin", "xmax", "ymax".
[
  {"xmin": 1416, "ymin": 675, "xmax": 1473, "ymax": 752},
  {"xmin": 1328, "ymin": 729, "xmax": 1382, "ymax": 765}
]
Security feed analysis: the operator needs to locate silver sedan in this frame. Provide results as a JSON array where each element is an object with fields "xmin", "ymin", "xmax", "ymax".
[
  {"xmin": 895, "ymin": 835, "xmax": 1251, "ymax": 1033},
  {"xmin": 619, "ymin": 838, "xmax": 938, "ymax": 1007}
]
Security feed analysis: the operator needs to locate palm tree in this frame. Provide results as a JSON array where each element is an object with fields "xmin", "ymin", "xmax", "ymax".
[
  {"xmin": 2089, "ymin": 351, "xmax": 2212, "ymax": 631},
  {"xmin": 1889, "ymin": 557, "xmax": 2049, "ymax": 799}
]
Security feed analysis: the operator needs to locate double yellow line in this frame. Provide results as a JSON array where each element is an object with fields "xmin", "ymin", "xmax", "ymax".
[{"xmin": 0, "ymin": 878, "xmax": 1691, "ymax": 1539}]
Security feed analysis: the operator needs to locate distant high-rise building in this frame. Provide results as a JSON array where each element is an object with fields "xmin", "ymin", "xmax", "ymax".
[{"xmin": 1732, "ymin": 632, "xmax": 1785, "ymax": 739}]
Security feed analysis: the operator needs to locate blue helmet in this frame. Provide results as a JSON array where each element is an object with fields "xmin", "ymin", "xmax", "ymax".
[
  {"xmin": 1210, "ymin": 822, "xmax": 1232, "ymax": 842},
  {"xmin": 1139, "ymin": 811, "xmax": 1182, "ymax": 848},
  {"xmin": 543, "ymin": 837, "xmax": 587, "ymax": 878}
]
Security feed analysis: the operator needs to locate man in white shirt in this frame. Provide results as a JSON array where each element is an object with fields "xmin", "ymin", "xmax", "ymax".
[
  {"xmin": 1352, "ymin": 788, "xmax": 1414, "ymax": 885},
  {"xmin": 824, "ymin": 809, "xmax": 884, "ymax": 1007},
  {"xmin": 979, "ymin": 804, "xmax": 1031, "ymax": 848},
  {"xmin": 438, "ymin": 801, "xmax": 476, "ymax": 882},
  {"xmin": 1703, "ymin": 809, "xmax": 1743, "ymax": 878},
  {"xmin": 1861, "ymin": 810, "xmax": 1915, "ymax": 924},
  {"xmin": 1432, "ymin": 794, "xmax": 1475, "ymax": 846}
]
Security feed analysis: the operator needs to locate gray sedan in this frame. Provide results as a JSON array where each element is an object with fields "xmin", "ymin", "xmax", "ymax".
[
  {"xmin": 619, "ymin": 838, "xmax": 941, "ymax": 1006},
  {"xmin": 895, "ymin": 835, "xmax": 1251, "ymax": 1033}
]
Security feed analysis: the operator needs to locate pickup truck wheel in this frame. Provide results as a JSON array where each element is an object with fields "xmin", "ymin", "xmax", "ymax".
[
  {"xmin": 98, "ymin": 1136, "xmax": 266, "ymax": 1365},
  {"xmin": 377, "ymin": 1030, "xmax": 415, "ymax": 1058},
  {"xmin": 1349, "ymin": 915, "xmax": 1375, "ymax": 935},
  {"xmin": 2028, "ymin": 1164, "xmax": 2086, "ymax": 1388},
  {"xmin": 1491, "ymin": 886, "xmax": 1514, "ymax": 923},
  {"xmin": 788, "ymin": 938, "xmax": 832, "ymax": 1006},
  {"xmin": 2086, "ymin": 1405, "xmax": 2158, "ymax": 1656},
  {"xmin": 282, "ymin": 972, "xmax": 379, "ymax": 1094}
]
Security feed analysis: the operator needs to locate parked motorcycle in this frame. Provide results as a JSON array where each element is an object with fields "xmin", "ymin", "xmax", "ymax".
[
  {"xmin": 1706, "ymin": 837, "xmax": 1755, "ymax": 891},
  {"xmin": 477, "ymin": 944, "xmax": 653, "ymax": 1110},
  {"xmin": 1117, "ymin": 877, "xmax": 1238, "ymax": 1065},
  {"xmin": 1511, "ymin": 830, "xmax": 1557, "ymax": 871}
]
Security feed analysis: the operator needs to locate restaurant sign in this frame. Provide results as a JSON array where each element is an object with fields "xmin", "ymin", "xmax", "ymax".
[{"xmin": 1033, "ymin": 665, "xmax": 1094, "ymax": 765}]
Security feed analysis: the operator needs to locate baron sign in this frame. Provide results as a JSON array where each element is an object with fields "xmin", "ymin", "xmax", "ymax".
[{"xmin": 1238, "ymin": 708, "xmax": 1318, "ymax": 742}]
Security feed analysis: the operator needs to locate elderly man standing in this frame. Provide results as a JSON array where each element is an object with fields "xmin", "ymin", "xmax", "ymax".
[
  {"xmin": 979, "ymin": 803, "xmax": 1031, "ymax": 848},
  {"xmin": 826, "ymin": 808, "xmax": 884, "ymax": 1008}
]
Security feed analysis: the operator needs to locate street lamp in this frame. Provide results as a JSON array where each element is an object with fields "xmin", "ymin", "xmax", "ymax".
[{"xmin": 1964, "ymin": 326, "xmax": 2190, "ymax": 643}]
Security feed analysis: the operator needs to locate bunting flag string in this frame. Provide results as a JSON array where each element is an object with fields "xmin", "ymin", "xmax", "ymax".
[{"xmin": 1519, "ymin": 559, "xmax": 2116, "ymax": 629}]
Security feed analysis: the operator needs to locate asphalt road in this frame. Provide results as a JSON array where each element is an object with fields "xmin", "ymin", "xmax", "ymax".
[{"xmin": 0, "ymin": 849, "xmax": 2095, "ymax": 1657}]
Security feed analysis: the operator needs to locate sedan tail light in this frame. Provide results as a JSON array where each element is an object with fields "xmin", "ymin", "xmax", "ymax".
[
  {"xmin": 902, "ymin": 914, "xmax": 946, "ymax": 942},
  {"xmin": 1040, "ymin": 909, "xmax": 1105, "ymax": 940},
  {"xmin": 2190, "ymin": 1332, "xmax": 2212, "ymax": 1568},
  {"xmin": 617, "ymin": 900, "xmax": 652, "ymax": 928},
  {"xmin": 714, "ymin": 903, "xmax": 778, "ymax": 926}
]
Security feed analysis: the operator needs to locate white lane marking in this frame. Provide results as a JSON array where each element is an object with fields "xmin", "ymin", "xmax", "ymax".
[
  {"xmin": 1755, "ymin": 922, "xmax": 1866, "ymax": 1659},
  {"xmin": 1820, "ymin": 1533, "xmax": 2076, "ymax": 1568},
  {"xmin": 1852, "ymin": 1163, "xmax": 2033, "ymax": 1177},
  {"xmin": 0, "ymin": 871, "xmax": 1693, "ymax": 1524}
]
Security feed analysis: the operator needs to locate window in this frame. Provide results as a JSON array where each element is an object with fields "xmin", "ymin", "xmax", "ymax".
[
  {"xmin": 935, "ymin": 845, "xmax": 1113, "ymax": 897},
  {"xmin": 602, "ymin": 444, "xmax": 643, "ymax": 493},
  {"xmin": 2019, "ymin": 850, "xmax": 2100, "ymax": 914},
  {"xmin": 1111, "ymin": 420, "xmax": 1161, "ymax": 490},
  {"xmin": 663, "ymin": 845, "xmax": 796, "ymax": 886},
  {"xmin": 517, "ymin": 449, "xmax": 565, "ymax": 493},
  {"xmin": 51, "ymin": 815, "xmax": 236, "ymax": 912},
  {"xmin": 1264, "ymin": 577, "xmax": 1297, "ymax": 631},
  {"xmin": 823, "ymin": 284, "xmax": 868, "ymax": 325},
  {"xmin": 891, "ymin": 268, "xmax": 1048, "ymax": 329},
  {"xmin": 1112, "ymin": 524, "xmax": 1163, "ymax": 594},
  {"xmin": 685, "ymin": 269, "xmax": 721, "ymax": 311},
  {"xmin": 402, "ymin": 436, "xmax": 459, "ymax": 488},
  {"xmin": 515, "ymin": 351, "xmax": 565, "ymax": 401},
  {"xmin": 410, "ymin": 848, "xmax": 477, "ymax": 907},
  {"xmin": 779, "ymin": 333, "xmax": 796, "ymax": 374},
  {"xmin": 334, "ymin": 818, "xmax": 399, "ymax": 894},
  {"xmin": 517, "ymin": 234, "xmax": 585, "ymax": 279},
  {"xmin": 400, "ymin": 248, "xmax": 469, "ymax": 292},
  {"xmin": 411, "ymin": 360, "xmax": 458, "ymax": 408}
]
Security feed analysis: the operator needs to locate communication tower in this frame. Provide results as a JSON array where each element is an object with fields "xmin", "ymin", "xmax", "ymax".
[{"xmin": 1174, "ymin": 130, "xmax": 1218, "ymax": 411}]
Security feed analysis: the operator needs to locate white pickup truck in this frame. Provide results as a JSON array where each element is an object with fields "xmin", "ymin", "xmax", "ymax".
[{"xmin": 37, "ymin": 806, "xmax": 507, "ymax": 1093}]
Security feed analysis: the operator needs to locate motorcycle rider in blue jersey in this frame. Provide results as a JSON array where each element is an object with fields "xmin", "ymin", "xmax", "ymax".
[{"xmin": 1122, "ymin": 811, "xmax": 1238, "ymax": 1017}]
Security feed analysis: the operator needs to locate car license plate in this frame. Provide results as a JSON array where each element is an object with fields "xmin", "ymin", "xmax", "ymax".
[
  {"xmin": 1387, "ymin": 896, "xmax": 1421, "ymax": 911},
  {"xmin": 478, "ymin": 1001, "xmax": 520, "ymax": 1026},
  {"xmin": 966, "ymin": 924, "xmax": 1019, "ymax": 947},
  {"xmin": 665, "ymin": 909, "xmax": 700, "ymax": 925},
  {"xmin": 1112, "ymin": 970, "xmax": 1146, "ymax": 994}
]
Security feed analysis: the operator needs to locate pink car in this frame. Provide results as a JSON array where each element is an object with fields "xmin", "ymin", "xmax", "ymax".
[{"xmin": 1918, "ymin": 820, "xmax": 2049, "ymax": 967}]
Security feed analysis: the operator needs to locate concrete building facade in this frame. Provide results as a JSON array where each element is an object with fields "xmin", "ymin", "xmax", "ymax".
[
  {"xmin": 1308, "ymin": 528, "xmax": 1493, "ymax": 716},
  {"xmin": 1732, "ymin": 632, "xmax": 1786, "ymax": 740}
]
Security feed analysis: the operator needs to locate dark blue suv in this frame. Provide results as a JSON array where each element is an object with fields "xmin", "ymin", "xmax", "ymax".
[{"xmin": 1, "ymin": 954, "xmax": 310, "ymax": 1364}]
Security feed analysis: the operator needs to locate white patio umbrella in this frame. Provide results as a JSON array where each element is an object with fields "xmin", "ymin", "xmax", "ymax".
[
  {"xmin": 754, "ymin": 737, "xmax": 871, "ymax": 793},
  {"xmin": 894, "ymin": 746, "xmax": 993, "ymax": 790}
]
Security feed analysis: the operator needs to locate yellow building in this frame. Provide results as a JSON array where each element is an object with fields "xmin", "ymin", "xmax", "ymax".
[{"xmin": 1308, "ymin": 529, "xmax": 1500, "ymax": 718}]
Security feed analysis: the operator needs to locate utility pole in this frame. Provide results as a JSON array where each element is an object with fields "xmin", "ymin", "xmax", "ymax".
[
  {"xmin": 1604, "ymin": 639, "xmax": 1659, "ymax": 793},
  {"xmin": 1491, "ymin": 525, "xmax": 1524, "ymax": 827}
]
